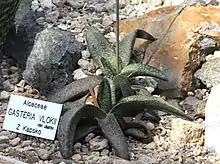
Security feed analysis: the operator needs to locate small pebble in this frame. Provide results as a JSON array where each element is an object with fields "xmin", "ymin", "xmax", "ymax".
[
  {"xmin": 37, "ymin": 149, "xmax": 51, "ymax": 160},
  {"xmin": 85, "ymin": 133, "xmax": 95, "ymax": 142},
  {"xmin": 0, "ymin": 91, "xmax": 10, "ymax": 100},
  {"xmin": 72, "ymin": 154, "xmax": 82, "ymax": 162},
  {"xmin": 21, "ymin": 140, "xmax": 32, "ymax": 147},
  {"xmin": 10, "ymin": 137, "xmax": 21, "ymax": 147}
]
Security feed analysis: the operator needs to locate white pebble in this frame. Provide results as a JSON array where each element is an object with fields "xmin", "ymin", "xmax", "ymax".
[{"xmin": 73, "ymin": 69, "xmax": 88, "ymax": 80}]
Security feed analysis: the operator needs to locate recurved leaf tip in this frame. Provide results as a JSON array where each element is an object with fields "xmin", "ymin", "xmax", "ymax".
[
  {"xmin": 111, "ymin": 95, "xmax": 194, "ymax": 121},
  {"xmin": 119, "ymin": 29, "xmax": 156, "ymax": 68},
  {"xmin": 120, "ymin": 63, "xmax": 169, "ymax": 82},
  {"xmin": 58, "ymin": 104, "xmax": 106, "ymax": 158}
]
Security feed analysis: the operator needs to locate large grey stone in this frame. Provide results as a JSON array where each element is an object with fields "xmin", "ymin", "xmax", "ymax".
[{"xmin": 23, "ymin": 27, "xmax": 84, "ymax": 95}]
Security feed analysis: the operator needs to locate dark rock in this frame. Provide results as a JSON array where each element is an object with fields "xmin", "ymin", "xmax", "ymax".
[
  {"xmin": 23, "ymin": 27, "xmax": 84, "ymax": 95},
  {"xmin": 180, "ymin": 96, "xmax": 206, "ymax": 117},
  {"xmin": 3, "ymin": 0, "xmax": 42, "ymax": 69},
  {"xmin": 0, "ymin": 0, "xmax": 19, "ymax": 54}
]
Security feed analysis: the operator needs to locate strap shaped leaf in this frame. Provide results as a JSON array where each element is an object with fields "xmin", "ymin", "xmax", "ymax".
[
  {"xmin": 108, "ymin": 78, "xmax": 116, "ymax": 106},
  {"xmin": 58, "ymin": 104, "xmax": 106, "ymax": 158},
  {"xmin": 47, "ymin": 75, "xmax": 102, "ymax": 103},
  {"xmin": 110, "ymin": 95, "xmax": 194, "ymax": 121},
  {"xmin": 96, "ymin": 114, "xmax": 130, "ymax": 160},
  {"xmin": 119, "ymin": 29, "xmax": 156, "ymax": 68},
  {"xmin": 119, "ymin": 63, "xmax": 169, "ymax": 81}
]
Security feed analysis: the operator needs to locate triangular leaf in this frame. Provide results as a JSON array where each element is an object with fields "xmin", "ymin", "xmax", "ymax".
[
  {"xmin": 97, "ymin": 78, "xmax": 113, "ymax": 112},
  {"xmin": 110, "ymin": 95, "xmax": 194, "ymax": 121},
  {"xmin": 119, "ymin": 63, "xmax": 168, "ymax": 81},
  {"xmin": 100, "ymin": 57, "xmax": 117, "ymax": 78},
  {"xmin": 119, "ymin": 29, "xmax": 156, "ymax": 68},
  {"xmin": 86, "ymin": 26, "xmax": 120, "ymax": 72},
  {"xmin": 58, "ymin": 104, "xmax": 106, "ymax": 158}
]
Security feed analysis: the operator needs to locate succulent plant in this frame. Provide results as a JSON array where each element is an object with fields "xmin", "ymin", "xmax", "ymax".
[
  {"xmin": 57, "ymin": 26, "xmax": 193, "ymax": 160},
  {"xmin": 58, "ymin": 75, "xmax": 194, "ymax": 160},
  {"xmin": 84, "ymin": 26, "xmax": 171, "ymax": 123}
]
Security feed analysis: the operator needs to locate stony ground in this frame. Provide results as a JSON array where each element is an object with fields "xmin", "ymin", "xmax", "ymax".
[{"xmin": 1, "ymin": 0, "xmax": 220, "ymax": 163}]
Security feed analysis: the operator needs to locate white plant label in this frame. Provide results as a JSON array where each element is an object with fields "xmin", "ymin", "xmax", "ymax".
[{"xmin": 3, "ymin": 94, "xmax": 63, "ymax": 140}]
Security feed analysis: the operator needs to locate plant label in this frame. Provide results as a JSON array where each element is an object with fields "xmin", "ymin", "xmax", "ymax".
[
  {"xmin": 205, "ymin": 84, "xmax": 220, "ymax": 154},
  {"xmin": 3, "ymin": 94, "xmax": 63, "ymax": 140}
]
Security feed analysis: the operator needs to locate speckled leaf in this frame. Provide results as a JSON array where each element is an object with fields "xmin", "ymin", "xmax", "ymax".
[
  {"xmin": 47, "ymin": 75, "xmax": 102, "ymax": 103},
  {"xmin": 58, "ymin": 105, "xmax": 106, "ymax": 159},
  {"xmin": 108, "ymin": 78, "xmax": 116, "ymax": 106},
  {"xmin": 97, "ymin": 114, "xmax": 130, "ymax": 160},
  {"xmin": 100, "ymin": 57, "xmax": 117, "ymax": 78},
  {"xmin": 110, "ymin": 95, "xmax": 194, "ymax": 121},
  {"xmin": 119, "ymin": 29, "xmax": 156, "ymax": 68},
  {"xmin": 97, "ymin": 78, "xmax": 113, "ymax": 112},
  {"xmin": 119, "ymin": 63, "xmax": 168, "ymax": 81},
  {"xmin": 86, "ymin": 26, "xmax": 120, "ymax": 72}
]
